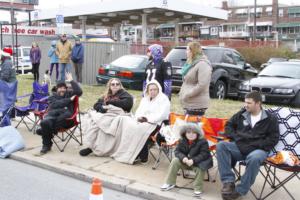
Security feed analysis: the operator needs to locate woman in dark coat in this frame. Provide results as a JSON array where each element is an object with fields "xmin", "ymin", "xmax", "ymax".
[
  {"xmin": 93, "ymin": 78, "xmax": 133, "ymax": 113},
  {"xmin": 79, "ymin": 78, "xmax": 133, "ymax": 156}
]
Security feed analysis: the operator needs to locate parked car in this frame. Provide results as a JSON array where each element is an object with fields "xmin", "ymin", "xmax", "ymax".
[
  {"xmin": 260, "ymin": 57, "xmax": 288, "ymax": 69},
  {"xmin": 165, "ymin": 46, "xmax": 258, "ymax": 99},
  {"xmin": 239, "ymin": 61, "xmax": 300, "ymax": 107},
  {"xmin": 13, "ymin": 46, "xmax": 32, "ymax": 74},
  {"xmin": 96, "ymin": 54, "xmax": 149, "ymax": 90}
]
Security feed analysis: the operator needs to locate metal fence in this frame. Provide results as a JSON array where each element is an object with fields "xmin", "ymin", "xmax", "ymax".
[{"xmin": 38, "ymin": 41, "xmax": 130, "ymax": 85}]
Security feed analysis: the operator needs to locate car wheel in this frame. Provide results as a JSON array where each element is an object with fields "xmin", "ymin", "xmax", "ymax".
[
  {"xmin": 293, "ymin": 92, "xmax": 300, "ymax": 108},
  {"xmin": 212, "ymin": 80, "xmax": 226, "ymax": 99}
]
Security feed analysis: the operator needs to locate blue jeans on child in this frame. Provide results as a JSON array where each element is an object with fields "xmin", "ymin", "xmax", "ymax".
[{"xmin": 216, "ymin": 141, "xmax": 268, "ymax": 195}]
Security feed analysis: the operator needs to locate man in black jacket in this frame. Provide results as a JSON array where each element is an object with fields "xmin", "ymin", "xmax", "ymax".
[
  {"xmin": 37, "ymin": 72, "xmax": 82, "ymax": 154},
  {"xmin": 216, "ymin": 91, "xmax": 279, "ymax": 200}
]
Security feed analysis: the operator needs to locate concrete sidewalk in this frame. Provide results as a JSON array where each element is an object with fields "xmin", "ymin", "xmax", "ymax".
[{"xmin": 10, "ymin": 122, "xmax": 299, "ymax": 200}]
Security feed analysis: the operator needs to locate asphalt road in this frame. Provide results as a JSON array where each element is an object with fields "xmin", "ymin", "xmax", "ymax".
[{"xmin": 0, "ymin": 158, "xmax": 145, "ymax": 200}]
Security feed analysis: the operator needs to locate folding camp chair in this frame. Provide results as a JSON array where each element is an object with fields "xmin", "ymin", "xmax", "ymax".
[
  {"xmin": 234, "ymin": 107, "xmax": 300, "ymax": 200},
  {"xmin": 254, "ymin": 107, "xmax": 300, "ymax": 200},
  {"xmin": 51, "ymin": 96, "xmax": 83, "ymax": 152},
  {"xmin": 151, "ymin": 112, "xmax": 227, "ymax": 181},
  {"xmin": 0, "ymin": 80, "xmax": 17, "ymax": 127},
  {"xmin": 14, "ymin": 81, "xmax": 49, "ymax": 131}
]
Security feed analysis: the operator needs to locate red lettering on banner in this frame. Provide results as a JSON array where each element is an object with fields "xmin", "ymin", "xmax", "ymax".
[{"xmin": 1, "ymin": 27, "xmax": 9, "ymax": 33}]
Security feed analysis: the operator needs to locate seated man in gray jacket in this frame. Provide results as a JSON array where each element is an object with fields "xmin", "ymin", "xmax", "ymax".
[
  {"xmin": 216, "ymin": 91, "xmax": 279, "ymax": 200},
  {"xmin": 0, "ymin": 50, "xmax": 16, "ymax": 83}
]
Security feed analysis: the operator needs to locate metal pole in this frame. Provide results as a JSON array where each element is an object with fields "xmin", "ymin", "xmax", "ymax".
[
  {"xmin": 0, "ymin": 24, "xmax": 3, "ymax": 49},
  {"xmin": 28, "ymin": 11, "xmax": 32, "ymax": 26},
  {"xmin": 253, "ymin": 0, "xmax": 257, "ymax": 41},
  {"xmin": 10, "ymin": 1, "xmax": 15, "ymax": 66},
  {"xmin": 15, "ymin": 22, "xmax": 18, "ymax": 71}
]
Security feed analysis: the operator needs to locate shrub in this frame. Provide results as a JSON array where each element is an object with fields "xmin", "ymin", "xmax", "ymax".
[{"xmin": 236, "ymin": 46, "xmax": 297, "ymax": 69}]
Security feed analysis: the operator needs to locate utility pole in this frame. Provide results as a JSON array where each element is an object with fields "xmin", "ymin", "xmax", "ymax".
[
  {"xmin": 253, "ymin": 0, "xmax": 257, "ymax": 41},
  {"xmin": 10, "ymin": 0, "xmax": 15, "ymax": 65}
]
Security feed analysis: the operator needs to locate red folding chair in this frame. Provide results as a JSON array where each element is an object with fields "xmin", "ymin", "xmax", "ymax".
[{"xmin": 52, "ymin": 96, "xmax": 83, "ymax": 152}]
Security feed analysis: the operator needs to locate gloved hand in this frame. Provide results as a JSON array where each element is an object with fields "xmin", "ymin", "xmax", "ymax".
[
  {"xmin": 186, "ymin": 159, "xmax": 194, "ymax": 167},
  {"xmin": 182, "ymin": 157, "xmax": 189, "ymax": 164}
]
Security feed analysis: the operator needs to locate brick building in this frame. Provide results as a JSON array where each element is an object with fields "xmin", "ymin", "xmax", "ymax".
[{"xmin": 205, "ymin": 0, "xmax": 300, "ymax": 42}]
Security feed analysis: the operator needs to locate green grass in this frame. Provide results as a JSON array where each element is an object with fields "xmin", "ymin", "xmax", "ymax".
[{"xmin": 16, "ymin": 74, "xmax": 269, "ymax": 119}]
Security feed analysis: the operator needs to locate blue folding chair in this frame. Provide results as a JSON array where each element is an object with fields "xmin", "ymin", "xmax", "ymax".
[
  {"xmin": 0, "ymin": 80, "xmax": 18, "ymax": 127},
  {"xmin": 14, "ymin": 81, "xmax": 49, "ymax": 131}
]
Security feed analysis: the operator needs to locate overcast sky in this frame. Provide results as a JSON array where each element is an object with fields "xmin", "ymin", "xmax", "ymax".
[{"xmin": 1, "ymin": 0, "xmax": 299, "ymax": 22}]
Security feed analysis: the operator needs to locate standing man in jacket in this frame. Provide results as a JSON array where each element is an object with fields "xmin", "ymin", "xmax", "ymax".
[
  {"xmin": 36, "ymin": 73, "xmax": 82, "ymax": 154},
  {"xmin": 56, "ymin": 34, "xmax": 72, "ymax": 81},
  {"xmin": 216, "ymin": 91, "xmax": 279, "ymax": 200},
  {"xmin": 71, "ymin": 38, "xmax": 84, "ymax": 83}
]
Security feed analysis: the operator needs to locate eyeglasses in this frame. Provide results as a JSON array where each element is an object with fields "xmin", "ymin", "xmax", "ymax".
[{"xmin": 111, "ymin": 83, "xmax": 120, "ymax": 86}]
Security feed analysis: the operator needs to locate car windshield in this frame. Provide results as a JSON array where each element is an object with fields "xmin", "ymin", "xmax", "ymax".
[
  {"xmin": 111, "ymin": 55, "xmax": 145, "ymax": 68},
  {"xmin": 165, "ymin": 48, "xmax": 186, "ymax": 66},
  {"xmin": 259, "ymin": 63, "xmax": 300, "ymax": 79},
  {"xmin": 202, "ymin": 49, "xmax": 223, "ymax": 63}
]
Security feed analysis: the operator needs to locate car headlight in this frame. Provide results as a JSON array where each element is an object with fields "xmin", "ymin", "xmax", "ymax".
[
  {"xmin": 239, "ymin": 81, "xmax": 251, "ymax": 91},
  {"xmin": 273, "ymin": 88, "xmax": 294, "ymax": 94}
]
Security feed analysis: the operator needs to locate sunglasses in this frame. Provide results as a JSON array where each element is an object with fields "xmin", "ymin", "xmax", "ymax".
[{"xmin": 111, "ymin": 83, "xmax": 120, "ymax": 86}]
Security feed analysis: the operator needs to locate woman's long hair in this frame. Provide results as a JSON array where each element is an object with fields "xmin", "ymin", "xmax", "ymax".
[
  {"xmin": 187, "ymin": 41, "xmax": 202, "ymax": 64},
  {"xmin": 103, "ymin": 78, "xmax": 124, "ymax": 99}
]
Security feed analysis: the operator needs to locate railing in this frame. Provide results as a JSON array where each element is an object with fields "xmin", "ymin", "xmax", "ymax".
[{"xmin": 219, "ymin": 31, "xmax": 250, "ymax": 38}]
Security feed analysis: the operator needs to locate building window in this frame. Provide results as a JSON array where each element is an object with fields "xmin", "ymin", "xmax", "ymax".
[{"xmin": 279, "ymin": 9, "xmax": 284, "ymax": 17}]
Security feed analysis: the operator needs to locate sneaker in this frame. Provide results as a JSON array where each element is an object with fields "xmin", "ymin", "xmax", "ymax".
[
  {"xmin": 160, "ymin": 183, "xmax": 175, "ymax": 191},
  {"xmin": 224, "ymin": 190, "xmax": 242, "ymax": 200},
  {"xmin": 193, "ymin": 191, "xmax": 202, "ymax": 197},
  {"xmin": 35, "ymin": 128, "xmax": 43, "ymax": 136},
  {"xmin": 40, "ymin": 145, "xmax": 51, "ymax": 155},
  {"xmin": 221, "ymin": 182, "xmax": 235, "ymax": 194},
  {"xmin": 79, "ymin": 148, "xmax": 93, "ymax": 156}
]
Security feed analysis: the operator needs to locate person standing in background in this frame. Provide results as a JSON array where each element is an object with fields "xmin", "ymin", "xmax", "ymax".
[
  {"xmin": 30, "ymin": 42, "xmax": 41, "ymax": 82},
  {"xmin": 71, "ymin": 38, "xmax": 84, "ymax": 83},
  {"xmin": 48, "ymin": 40, "xmax": 59, "ymax": 82},
  {"xmin": 144, "ymin": 44, "xmax": 172, "ymax": 99},
  {"xmin": 56, "ymin": 34, "xmax": 72, "ymax": 81}
]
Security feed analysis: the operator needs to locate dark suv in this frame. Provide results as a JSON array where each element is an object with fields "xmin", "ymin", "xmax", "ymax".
[{"xmin": 165, "ymin": 46, "xmax": 258, "ymax": 99}]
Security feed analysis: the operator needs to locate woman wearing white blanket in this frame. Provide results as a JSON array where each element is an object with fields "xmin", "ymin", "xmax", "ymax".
[
  {"xmin": 135, "ymin": 80, "xmax": 171, "ymax": 163},
  {"xmin": 80, "ymin": 80, "xmax": 170, "ymax": 164}
]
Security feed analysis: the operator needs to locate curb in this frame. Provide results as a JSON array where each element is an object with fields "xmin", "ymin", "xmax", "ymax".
[{"xmin": 10, "ymin": 152, "xmax": 176, "ymax": 200}]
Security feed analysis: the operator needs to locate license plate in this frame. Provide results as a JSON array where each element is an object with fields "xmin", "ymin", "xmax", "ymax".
[
  {"xmin": 261, "ymin": 94, "xmax": 266, "ymax": 102},
  {"xmin": 108, "ymin": 70, "xmax": 116, "ymax": 75}
]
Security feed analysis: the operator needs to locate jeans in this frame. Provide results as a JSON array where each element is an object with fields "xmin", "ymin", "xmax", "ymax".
[
  {"xmin": 216, "ymin": 141, "xmax": 268, "ymax": 195},
  {"xmin": 59, "ymin": 63, "xmax": 71, "ymax": 81},
  {"xmin": 50, "ymin": 63, "xmax": 59, "ymax": 81},
  {"xmin": 165, "ymin": 157, "xmax": 205, "ymax": 191}
]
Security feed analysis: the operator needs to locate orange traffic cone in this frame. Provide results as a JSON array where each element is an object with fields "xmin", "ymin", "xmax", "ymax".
[{"xmin": 89, "ymin": 178, "xmax": 103, "ymax": 200}]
